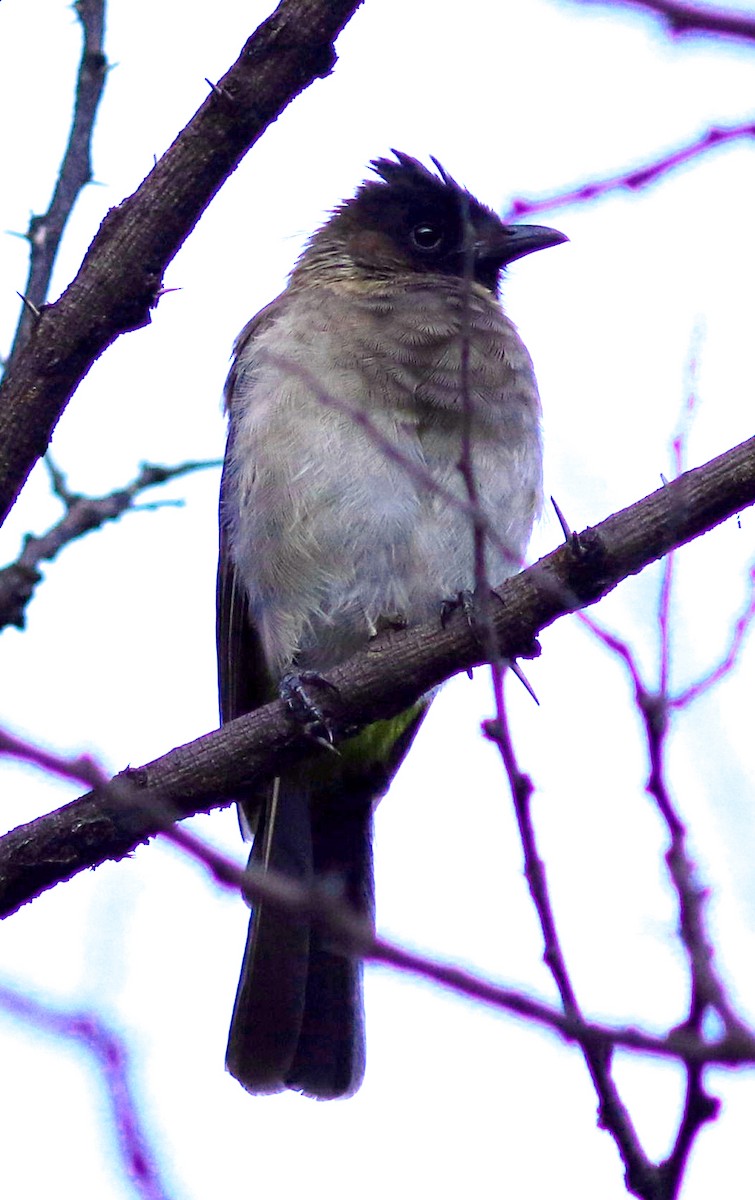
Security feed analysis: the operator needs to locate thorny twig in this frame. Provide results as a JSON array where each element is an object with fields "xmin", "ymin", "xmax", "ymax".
[
  {"xmin": 1, "ymin": 434, "xmax": 754, "ymax": 915},
  {"xmin": 0, "ymin": 0, "xmax": 365, "ymax": 528},
  {"xmin": 0, "ymin": 458, "xmax": 221, "ymax": 632},
  {"xmin": 575, "ymin": 603, "xmax": 730, "ymax": 1195},
  {"xmin": 4, "ymin": 0, "xmax": 108, "ymax": 372}
]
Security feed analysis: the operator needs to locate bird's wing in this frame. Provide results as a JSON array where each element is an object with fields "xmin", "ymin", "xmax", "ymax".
[{"xmin": 217, "ymin": 295, "xmax": 289, "ymax": 723}]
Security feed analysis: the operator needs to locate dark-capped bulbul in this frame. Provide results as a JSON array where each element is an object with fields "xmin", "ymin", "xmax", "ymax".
[{"xmin": 217, "ymin": 151, "xmax": 566, "ymax": 1098}]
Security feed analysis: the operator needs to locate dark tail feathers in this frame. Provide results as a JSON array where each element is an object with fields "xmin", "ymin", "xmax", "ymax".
[{"xmin": 226, "ymin": 778, "xmax": 374, "ymax": 1099}]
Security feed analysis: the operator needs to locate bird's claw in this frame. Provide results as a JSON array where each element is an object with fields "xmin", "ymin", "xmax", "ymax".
[
  {"xmin": 440, "ymin": 589, "xmax": 478, "ymax": 630},
  {"xmin": 441, "ymin": 591, "xmax": 541, "ymax": 703},
  {"xmin": 280, "ymin": 671, "xmax": 340, "ymax": 749}
]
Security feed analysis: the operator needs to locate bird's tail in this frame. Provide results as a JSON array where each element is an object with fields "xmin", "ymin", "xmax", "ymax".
[{"xmin": 225, "ymin": 775, "xmax": 374, "ymax": 1099}]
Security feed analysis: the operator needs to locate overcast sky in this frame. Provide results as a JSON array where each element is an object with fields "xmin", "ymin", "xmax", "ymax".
[{"xmin": 1, "ymin": 1, "xmax": 754, "ymax": 1197}]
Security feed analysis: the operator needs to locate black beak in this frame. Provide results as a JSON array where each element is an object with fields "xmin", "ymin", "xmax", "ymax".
[{"xmin": 478, "ymin": 223, "xmax": 568, "ymax": 269}]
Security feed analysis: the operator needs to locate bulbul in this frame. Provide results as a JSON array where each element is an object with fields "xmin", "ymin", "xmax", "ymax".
[{"xmin": 217, "ymin": 151, "xmax": 566, "ymax": 1099}]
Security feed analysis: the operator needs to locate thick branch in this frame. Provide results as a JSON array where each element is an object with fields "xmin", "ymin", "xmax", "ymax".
[
  {"xmin": 0, "ymin": 432, "xmax": 753, "ymax": 917},
  {"xmin": 6, "ymin": 0, "xmax": 108, "ymax": 370},
  {"xmin": 0, "ymin": 0, "xmax": 364, "ymax": 526}
]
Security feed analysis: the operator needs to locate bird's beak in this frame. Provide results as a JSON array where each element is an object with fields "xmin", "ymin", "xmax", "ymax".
[{"xmin": 478, "ymin": 224, "xmax": 568, "ymax": 269}]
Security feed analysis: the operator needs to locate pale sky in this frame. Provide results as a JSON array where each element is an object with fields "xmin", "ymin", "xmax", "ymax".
[{"xmin": 1, "ymin": 1, "xmax": 754, "ymax": 1197}]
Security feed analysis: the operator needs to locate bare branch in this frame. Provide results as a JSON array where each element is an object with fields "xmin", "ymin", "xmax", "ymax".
[
  {"xmin": 506, "ymin": 122, "xmax": 755, "ymax": 219},
  {"xmin": 0, "ymin": 459, "xmax": 221, "ymax": 632},
  {"xmin": 578, "ymin": 591, "xmax": 745, "ymax": 1195},
  {"xmin": 5, "ymin": 728, "xmax": 755, "ymax": 1079},
  {"xmin": 0, "ymin": 981, "xmax": 174, "ymax": 1200},
  {"xmin": 486, "ymin": 690, "xmax": 657, "ymax": 1196},
  {"xmin": 573, "ymin": 0, "xmax": 755, "ymax": 43},
  {"xmin": 4, "ymin": 0, "xmax": 108, "ymax": 372},
  {"xmin": 0, "ymin": 0, "xmax": 364, "ymax": 527},
  {"xmin": 671, "ymin": 564, "xmax": 755, "ymax": 707},
  {"xmin": 0, "ymin": 432, "xmax": 753, "ymax": 915}
]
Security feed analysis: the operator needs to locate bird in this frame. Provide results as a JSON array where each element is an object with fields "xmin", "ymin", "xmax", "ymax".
[{"xmin": 217, "ymin": 150, "xmax": 566, "ymax": 1099}]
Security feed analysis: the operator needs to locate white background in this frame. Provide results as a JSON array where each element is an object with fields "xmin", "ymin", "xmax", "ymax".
[{"xmin": 0, "ymin": 1, "xmax": 754, "ymax": 1196}]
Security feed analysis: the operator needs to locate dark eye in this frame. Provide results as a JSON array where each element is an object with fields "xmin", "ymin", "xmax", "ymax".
[{"xmin": 410, "ymin": 222, "xmax": 444, "ymax": 251}]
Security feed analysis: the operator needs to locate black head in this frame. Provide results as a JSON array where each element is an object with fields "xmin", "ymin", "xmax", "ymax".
[{"xmin": 312, "ymin": 151, "xmax": 566, "ymax": 293}]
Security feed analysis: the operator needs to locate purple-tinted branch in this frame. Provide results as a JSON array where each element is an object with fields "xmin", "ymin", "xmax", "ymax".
[
  {"xmin": 659, "ymin": 341, "xmax": 703, "ymax": 696},
  {"xmin": 486, "ymin": 687, "xmax": 657, "ymax": 1198},
  {"xmin": 0, "ymin": 458, "xmax": 220, "ymax": 632},
  {"xmin": 657, "ymin": 433, "xmax": 686, "ymax": 697},
  {"xmin": 579, "ymin": 608, "xmax": 742, "ymax": 1195},
  {"xmin": 660, "ymin": 1061, "xmax": 720, "ymax": 1197},
  {"xmin": 671, "ymin": 564, "xmax": 755, "ymax": 707},
  {"xmin": 264, "ymin": 350, "xmax": 525, "ymax": 572},
  {"xmin": 505, "ymin": 122, "xmax": 755, "ymax": 220},
  {"xmin": 6, "ymin": 725, "xmax": 755, "ymax": 1076},
  {"xmin": 4, "ymin": 0, "xmax": 108, "ymax": 371},
  {"xmin": 457, "ymin": 207, "xmax": 501, "ymax": 668},
  {"xmin": 574, "ymin": 0, "xmax": 755, "ymax": 43},
  {"xmin": 0, "ymin": 981, "xmax": 174, "ymax": 1199},
  {"xmin": 0, "ymin": 727, "xmax": 104, "ymax": 789}
]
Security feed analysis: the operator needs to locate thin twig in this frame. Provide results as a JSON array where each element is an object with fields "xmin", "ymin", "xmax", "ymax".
[
  {"xmin": 579, "ymin": 609, "xmax": 738, "ymax": 1195},
  {"xmin": 487, "ymin": 689, "xmax": 659, "ymax": 1197},
  {"xmin": 0, "ymin": 458, "xmax": 221, "ymax": 632},
  {"xmin": 506, "ymin": 122, "xmax": 755, "ymax": 220},
  {"xmin": 263, "ymin": 349, "xmax": 526, "ymax": 573},
  {"xmin": 671, "ymin": 564, "xmax": 755, "ymax": 707},
  {"xmin": 0, "ymin": 981, "xmax": 174, "ymax": 1200},
  {"xmin": 3, "ymin": 727, "xmax": 755, "ymax": 1071},
  {"xmin": 574, "ymin": 0, "xmax": 755, "ymax": 44}
]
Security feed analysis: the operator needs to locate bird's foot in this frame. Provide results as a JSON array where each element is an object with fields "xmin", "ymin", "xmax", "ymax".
[
  {"xmin": 440, "ymin": 589, "xmax": 485, "ymax": 678},
  {"xmin": 371, "ymin": 611, "xmax": 408, "ymax": 636},
  {"xmin": 441, "ymin": 589, "xmax": 541, "ymax": 703},
  {"xmin": 440, "ymin": 588, "xmax": 476, "ymax": 630},
  {"xmin": 280, "ymin": 671, "xmax": 341, "ymax": 750}
]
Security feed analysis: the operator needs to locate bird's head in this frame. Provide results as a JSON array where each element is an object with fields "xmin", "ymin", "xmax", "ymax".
[{"xmin": 293, "ymin": 151, "xmax": 567, "ymax": 294}]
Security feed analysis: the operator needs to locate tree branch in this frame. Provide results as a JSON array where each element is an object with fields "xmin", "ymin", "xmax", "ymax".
[
  {"xmin": 506, "ymin": 122, "xmax": 755, "ymax": 220},
  {"xmin": 6, "ymin": 729, "xmax": 755, "ymax": 1077},
  {"xmin": 5, "ymin": 0, "xmax": 108, "ymax": 372},
  {"xmin": 0, "ymin": 980, "xmax": 172, "ymax": 1200},
  {"xmin": 0, "ymin": 0, "xmax": 364, "ymax": 527},
  {"xmin": 575, "ymin": 0, "xmax": 755, "ymax": 43},
  {"xmin": 489, "ymin": 691, "xmax": 659, "ymax": 1196},
  {"xmin": 0, "ymin": 458, "xmax": 220, "ymax": 632},
  {"xmin": 0, "ymin": 431, "xmax": 753, "ymax": 916}
]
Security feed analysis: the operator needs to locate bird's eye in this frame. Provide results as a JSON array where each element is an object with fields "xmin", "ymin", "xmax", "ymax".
[{"xmin": 410, "ymin": 222, "xmax": 444, "ymax": 251}]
